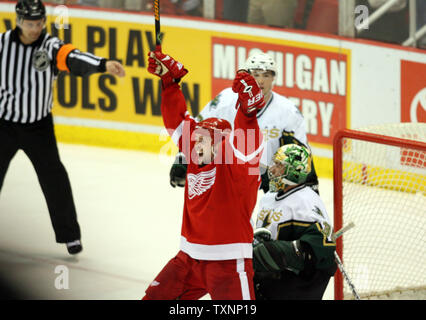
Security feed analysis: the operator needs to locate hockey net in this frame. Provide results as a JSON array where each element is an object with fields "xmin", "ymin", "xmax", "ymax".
[{"xmin": 333, "ymin": 123, "xmax": 426, "ymax": 300}]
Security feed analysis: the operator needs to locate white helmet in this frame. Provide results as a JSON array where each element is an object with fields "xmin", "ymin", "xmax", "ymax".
[{"xmin": 244, "ymin": 52, "xmax": 277, "ymax": 75}]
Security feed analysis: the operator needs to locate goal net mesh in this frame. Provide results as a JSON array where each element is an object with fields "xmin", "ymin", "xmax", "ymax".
[{"xmin": 337, "ymin": 123, "xmax": 426, "ymax": 300}]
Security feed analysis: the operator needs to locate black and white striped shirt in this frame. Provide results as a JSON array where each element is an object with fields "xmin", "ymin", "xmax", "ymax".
[{"xmin": 0, "ymin": 28, "xmax": 106, "ymax": 124}]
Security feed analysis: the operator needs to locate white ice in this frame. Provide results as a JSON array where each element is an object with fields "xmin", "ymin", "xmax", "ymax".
[{"xmin": 0, "ymin": 143, "xmax": 335, "ymax": 300}]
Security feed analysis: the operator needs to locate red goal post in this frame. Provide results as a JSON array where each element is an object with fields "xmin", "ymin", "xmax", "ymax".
[{"xmin": 333, "ymin": 124, "xmax": 426, "ymax": 300}]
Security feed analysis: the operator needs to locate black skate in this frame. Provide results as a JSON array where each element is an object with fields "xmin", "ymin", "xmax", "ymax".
[{"xmin": 66, "ymin": 240, "xmax": 82, "ymax": 255}]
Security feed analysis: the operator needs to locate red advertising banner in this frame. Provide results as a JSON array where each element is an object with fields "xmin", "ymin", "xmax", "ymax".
[
  {"xmin": 401, "ymin": 60, "xmax": 426, "ymax": 123},
  {"xmin": 210, "ymin": 37, "xmax": 350, "ymax": 146}
]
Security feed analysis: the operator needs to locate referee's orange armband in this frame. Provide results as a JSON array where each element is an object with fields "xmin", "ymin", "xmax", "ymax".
[{"xmin": 56, "ymin": 44, "xmax": 77, "ymax": 72}]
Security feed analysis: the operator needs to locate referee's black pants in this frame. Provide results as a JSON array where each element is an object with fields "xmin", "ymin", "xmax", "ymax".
[{"xmin": 0, "ymin": 114, "xmax": 81, "ymax": 243}]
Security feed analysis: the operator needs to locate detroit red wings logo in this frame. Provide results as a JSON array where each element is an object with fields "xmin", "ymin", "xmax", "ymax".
[{"xmin": 187, "ymin": 168, "xmax": 216, "ymax": 199}]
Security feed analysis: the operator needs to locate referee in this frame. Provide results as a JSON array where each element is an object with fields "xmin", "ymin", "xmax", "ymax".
[{"xmin": 0, "ymin": 0, "xmax": 125, "ymax": 254}]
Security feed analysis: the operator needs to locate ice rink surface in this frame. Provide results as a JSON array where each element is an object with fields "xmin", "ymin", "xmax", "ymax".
[{"xmin": 0, "ymin": 143, "xmax": 335, "ymax": 300}]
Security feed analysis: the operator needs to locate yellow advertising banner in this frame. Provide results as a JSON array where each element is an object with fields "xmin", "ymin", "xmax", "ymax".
[{"xmin": 48, "ymin": 18, "xmax": 210, "ymax": 126}]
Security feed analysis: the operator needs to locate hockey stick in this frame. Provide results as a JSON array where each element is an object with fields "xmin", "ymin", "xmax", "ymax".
[
  {"xmin": 153, "ymin": 0, "xmax": 163, "ymax": 50},
  {"xmin": 334, "ymin": 251, "xmax": 361, "ymax": 300},
  {"xmin": 332, "ymin": 222, "xmax": 361, "ymax": 300},
  {"xmin": 332, "ymin": 221, "xmax": 355, "ymax": 242}
]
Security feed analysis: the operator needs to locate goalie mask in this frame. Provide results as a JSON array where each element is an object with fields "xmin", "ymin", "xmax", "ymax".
[{"xmin": 268, "ymin": 144, "xmax": 312, "ymax": 192}]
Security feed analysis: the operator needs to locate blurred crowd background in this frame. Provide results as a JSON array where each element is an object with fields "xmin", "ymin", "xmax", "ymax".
[{"xmin": 33, "ymin": 0, "xmax": 425, "ymax": 50}]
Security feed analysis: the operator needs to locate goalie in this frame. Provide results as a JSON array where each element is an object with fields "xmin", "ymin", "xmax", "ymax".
[{"xmin": 253, "ymin": 144, "xmax": 337, "ymax": 300}]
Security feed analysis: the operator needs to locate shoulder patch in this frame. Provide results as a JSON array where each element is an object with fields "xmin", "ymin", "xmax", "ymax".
[{"xmin": 312, "ymin": 206, "xmax": 324, "ymax": 218}]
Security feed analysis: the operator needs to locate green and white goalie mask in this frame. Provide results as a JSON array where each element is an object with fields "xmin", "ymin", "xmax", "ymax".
[{"xmin": 268, "ymin": 144, "xmax": 312, "ymax": 192}]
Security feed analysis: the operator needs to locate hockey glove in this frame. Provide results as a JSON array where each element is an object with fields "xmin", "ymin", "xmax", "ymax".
[
  {"xmin": 253, "ymin": 227, "xmax": 272, "ymax": 246},
  {"xmin": 170, "ymin": 153, "xmax": 187, "ymax": 188},
  {"xmin": 252, "ymin": 228, "xmax": 278, "ymax": 279},
  {"xmin": 259, "ymin": 170, "xmax": 270, "ymax": 193},
  {"xmin": 148, "ymin": 51, "xmax": 188, "ymax": 81},
  {"xmin": 232, "ymin": 71, "xmax": 265, "ymax": 116}
]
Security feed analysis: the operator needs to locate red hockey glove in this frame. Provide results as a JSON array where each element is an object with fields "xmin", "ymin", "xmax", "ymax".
[
  {"xmin": 148, "ymin": 51, "xmax": 188, "ymax": 80},
  {"xmin": 232, "ymin": 71, "xmax": 265, "ymax": 116}
]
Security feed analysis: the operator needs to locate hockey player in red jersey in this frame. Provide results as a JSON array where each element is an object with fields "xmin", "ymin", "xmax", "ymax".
[{"xmin": 142, "ymin": 51, "xmax": 265, "ymax": 300}]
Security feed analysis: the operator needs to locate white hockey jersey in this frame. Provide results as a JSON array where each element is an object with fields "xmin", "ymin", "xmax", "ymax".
[
  {"xmin": 197, "ymin": 88, "xmax": 308, "ymax": 168},
  {"xmin": 255, "ymin": 185, "xmax": 335, "ymax": 270}
]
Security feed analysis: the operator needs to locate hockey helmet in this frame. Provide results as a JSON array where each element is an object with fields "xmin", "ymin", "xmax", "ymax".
[
  {"xmin": 244, "ymin": 52, "xmax": 277, "ymax": 75},
  {"xmin": 194, "ymin": 117, "xmax": 231, "ymax": 144},
  {"xmin": 268, "ymin": 144, "xmax": 312, "ymax": 192},
  {"xmin": 16, "ymin": 0, "xmax": 46, "ymax": 21}
]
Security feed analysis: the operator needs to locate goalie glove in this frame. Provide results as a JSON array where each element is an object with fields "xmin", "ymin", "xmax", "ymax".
[
  {"xmin": 148, "ymin": 51, "xmax": 188, "ymax": 86},
  {"xmin": 232, "ymin": 71, "xmax": 265, "ymax": 116},
  {"xmin": 253, "ymin": 227, "xmax": 272, "ymax": 246}
]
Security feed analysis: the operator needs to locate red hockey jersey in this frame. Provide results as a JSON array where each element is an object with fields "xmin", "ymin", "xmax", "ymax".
[{"xmin": 162, "ymin": 82, "xmax": 264, "ymax": 260}]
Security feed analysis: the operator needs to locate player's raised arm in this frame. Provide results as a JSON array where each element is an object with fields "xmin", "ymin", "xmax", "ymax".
[
  {"xmin": 147, "ymin": 50, "xmax": 192, "ymax": 155},
  {"xmin": 230, "ymin": 71, "xmax": 265, "ymax": 163}
]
